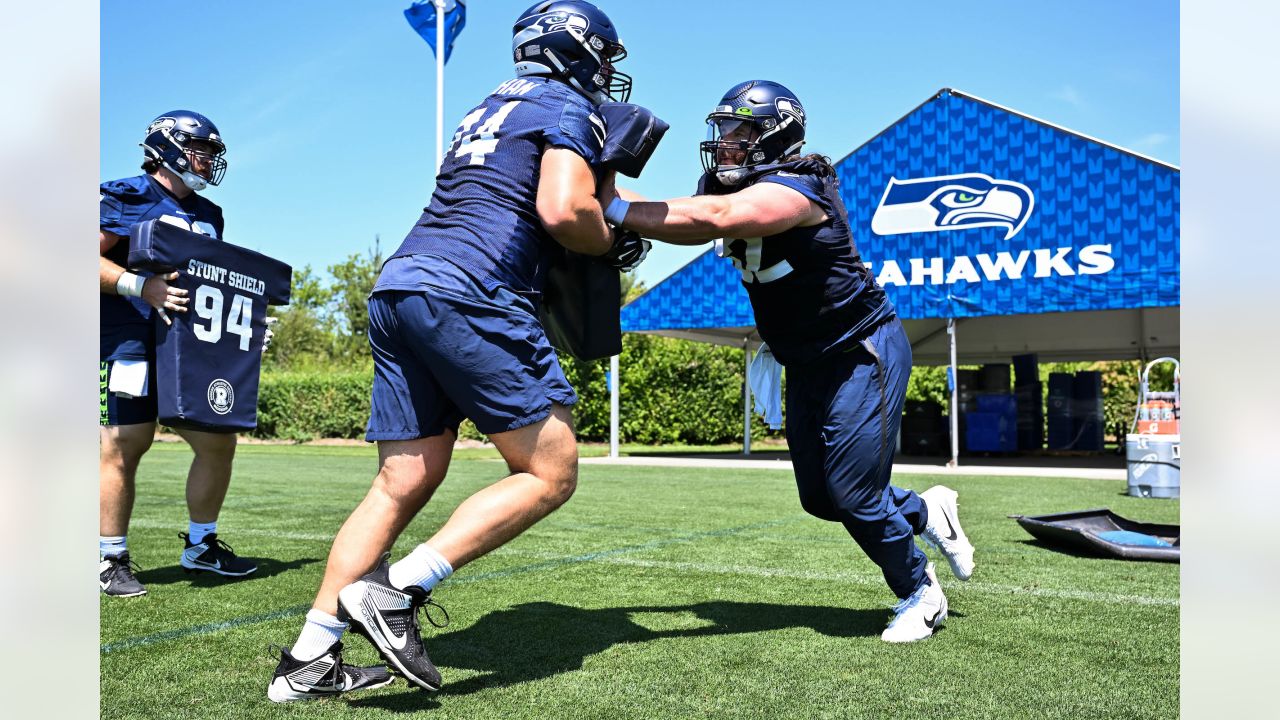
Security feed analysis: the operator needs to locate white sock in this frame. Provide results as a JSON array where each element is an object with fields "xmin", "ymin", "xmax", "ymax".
[
  {"xmin": 389, "ymin": 543, "xmax": 454, "ymax": 593},
  {"xmin": 100, "ymin": 535, "xmax": 127, "ymax": 560},
  {"xmin": 292, "ymin": 609, "xmax": 348, "ymax": 661},
  {"xmin": 188, "ymin": 520, "xmax": 217, "ymax": 545}
]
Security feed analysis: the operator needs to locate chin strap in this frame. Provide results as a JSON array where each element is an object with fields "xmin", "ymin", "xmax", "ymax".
[{"xmin": 712, "ymin": 156, "xmax": 834, "ymax": 188}]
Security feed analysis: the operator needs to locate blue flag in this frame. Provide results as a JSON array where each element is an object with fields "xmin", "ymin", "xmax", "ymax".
[{"xmin": 404, "ymin": 1, "xmax": 467, "ymax": 64}]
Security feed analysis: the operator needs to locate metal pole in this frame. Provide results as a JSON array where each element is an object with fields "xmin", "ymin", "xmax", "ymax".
[
  {"xmin": 948, "ymin": 318, "xmax": 959, "ymax": 469},
  {"xmin": 434, "ymin": 0, "xmax": 446, "ymax": 169},
  {"xmin": 609, "ymin": 354, "xmax": 620, "ymax": 458},
  {"xmin": 743, "ymin": 340, "xmax": 752, "ymax": 455}
]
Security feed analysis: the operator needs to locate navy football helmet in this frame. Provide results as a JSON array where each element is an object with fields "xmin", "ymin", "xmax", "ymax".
[
  {"xmin": 700, "ymin": 80, "xmax": 806, "ymax": 178},
  {"xmin": 141, "ymin": 110, "xmax": 227, "ymax": 191},
  {"xmin": 512, "ymin": 1, "xmax": 631, "ymax": 105}
]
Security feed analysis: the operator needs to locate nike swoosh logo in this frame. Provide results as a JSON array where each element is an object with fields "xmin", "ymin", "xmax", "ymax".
[
  {"xmin": 924, "ymin": 609, "xmax": 942, "ymax": 629},
  {"xmin": 369, "ymin": 597, "xmax": 409, "ymax": 651},
  {"xmin": 941, "ymin": 513, "xmax": 959, "ymax": 542}
]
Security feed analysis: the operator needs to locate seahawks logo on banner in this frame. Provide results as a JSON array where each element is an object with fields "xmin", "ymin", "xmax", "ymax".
[{"xmin": 870, "ymin": 173, "xmax": 1035, "ymax": 240}]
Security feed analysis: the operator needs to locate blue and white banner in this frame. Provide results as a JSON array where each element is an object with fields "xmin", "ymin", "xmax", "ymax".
[
  {"xmin": 839, "ymin": 89, "xmax": 1179, "ymax": 319},
  {"xmin": 623, "ymin": 89, "xmax": 1179, "ymax": 333}
]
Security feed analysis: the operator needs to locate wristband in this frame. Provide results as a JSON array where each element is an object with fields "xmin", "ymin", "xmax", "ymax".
[
  {"xmin": 116, "ymin": 271, "xmax": 147, "ymax": 297},
  {"xmin": 604, "ymin": 197, "xmax": 631, "ymax": 226}
]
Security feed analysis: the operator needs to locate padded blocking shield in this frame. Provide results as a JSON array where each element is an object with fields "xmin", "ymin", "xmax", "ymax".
[
  {"xmin": 598, "ymin": 102, "xmax": 669, "ymax": 178},
  {"xmin": 1013, "ymin": 508, "xmax": 1179, "ymax": 562},
  {"xmin": 539, "ymin": 250, "xmax": 622, "ymax": 361},
  {"xmin": 128, "ymin": 219, "xmax": 291, "ymax": 432}
]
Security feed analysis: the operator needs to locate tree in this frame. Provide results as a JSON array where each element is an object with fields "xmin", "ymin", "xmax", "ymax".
[{"xmin": 326, "ymin": 238, "xmax": 384, "ymax": 362}]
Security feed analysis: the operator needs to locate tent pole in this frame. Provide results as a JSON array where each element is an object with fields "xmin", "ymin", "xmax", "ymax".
[
  {"xmin": 743, "ymin": 339, "xmax": 752, "ymax": 456},
  {"xmin": 948, "ymin": 317, "xmax": 959, "ymax": 469},
  {"xmin": 609, "ymin": 354, "xmax": 619, "ymax": 458}
]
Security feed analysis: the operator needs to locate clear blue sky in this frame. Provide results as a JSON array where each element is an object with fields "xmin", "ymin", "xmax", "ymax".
[{"xmin": 101, "ymin": 1, "xmax": 1178, "ymax": 288}]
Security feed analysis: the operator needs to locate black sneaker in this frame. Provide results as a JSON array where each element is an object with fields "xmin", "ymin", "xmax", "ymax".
[
  {"xmin": 179, "ymin": 532, "xmax": 258, "ymax": 577},
  {"xmin": 336, "ymin": 556, "xmax": 448, "ymax": 691},
  {"xmin": 99, "ymin": 552, "xmax": 147, "ymax": 598},
  {"xmin": 267, "ymin": 641, "xmax": 394, "ymax": 703}
]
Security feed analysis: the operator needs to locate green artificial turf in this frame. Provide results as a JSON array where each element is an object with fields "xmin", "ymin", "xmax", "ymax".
[{"xmin": 102, "ymin": 444, "xmax": 1179, "ymax": 719}]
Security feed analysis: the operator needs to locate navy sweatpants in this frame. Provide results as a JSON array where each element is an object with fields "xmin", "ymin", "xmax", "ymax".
[{"xmin": 785, "ymin": 317, "xmax": 930, "ymax": 599}]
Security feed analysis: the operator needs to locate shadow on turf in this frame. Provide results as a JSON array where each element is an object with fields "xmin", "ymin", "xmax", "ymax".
[
  {"xmin": 134, "ymin": 556, "xmax": 320, "ymax": 587},
  {"xmin": 348, "ymin": 600, "xmax": 886, "ymax": 710}
]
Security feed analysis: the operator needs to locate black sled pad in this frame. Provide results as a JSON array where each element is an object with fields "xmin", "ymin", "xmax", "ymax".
[{"xmin": 1012, "ymin": 508, "xmax": 1179, "ymax": 563}]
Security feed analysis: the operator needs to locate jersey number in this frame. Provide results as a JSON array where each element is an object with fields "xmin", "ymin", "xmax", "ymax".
[
  {"xmin": 449, "ymin": 101, "xmax": 521, "ymax": 166},
  {"xmin": 718, "ymin": 237, "xmax": 795, "ymax": 284},
  {"xmin": 192, "ymin": 285, "xmax": 254, "ymax": 351}
]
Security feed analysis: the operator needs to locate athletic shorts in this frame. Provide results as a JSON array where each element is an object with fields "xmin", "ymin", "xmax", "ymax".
[
  {"xmin": 366, "ymin": 261, "xmax": 576, "ymax": 441},
  {"xmin": 100, "ymin": 359, "xmax": 158, "ymax": 426}
]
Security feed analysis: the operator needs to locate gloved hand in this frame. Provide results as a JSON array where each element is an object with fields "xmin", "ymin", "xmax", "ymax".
[
  {"xmin": 600, "ymin": 227, "xmax": 650, "ymax": 272},
  {"xmin": 262, "ymin": 316, "xmax": 278, "ymax": 355}
]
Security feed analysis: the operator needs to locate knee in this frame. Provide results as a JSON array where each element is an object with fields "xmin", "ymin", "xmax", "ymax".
[
  {"xmin": 797, "ymin": 490, "xmax": 840, "ymax": 522},
  {"xmin": 537, "ymin": 457, "xmax": 578, "ymax": 509},
  {"xmin": 372, "ymin": 457, "xmax": 435, "ymax": 509},
  {"xmin": 189, "ymin": 433, "xmax": 237, "ymax": 465},
  {"xmin": 101, "ymin": 429, "xmax": 152, "ymax": 473}
]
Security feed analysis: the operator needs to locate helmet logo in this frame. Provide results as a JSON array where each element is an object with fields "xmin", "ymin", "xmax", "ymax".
[
  {"xmin": 147, "ymin": 116, "xmax": 177, "ymax": 134},
  {"xmin": 735, "ymin": 107, "xmax": 753, "ymax": 116},
  {"xmin": 775, "ymin": 98, "xmax": 805, "ymax": 126}
]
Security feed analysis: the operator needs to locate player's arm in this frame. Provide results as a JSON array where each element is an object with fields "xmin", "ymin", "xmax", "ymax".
[
  {"xmin": 100, "ymin": 228, "xmax": 188, "ymax": 323},
  {"xmin": 536, "ymin": 147, "xmax": 613, "ymax": 256},
  {"xmin": 612, "ymin": 183, "xmax": 827, "ymax": 245}
]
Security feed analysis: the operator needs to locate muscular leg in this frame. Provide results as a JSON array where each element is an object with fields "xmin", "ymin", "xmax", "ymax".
[
  {"xmin": 311, "ymin": 432, "xmax": 455, "ymax": 615},
  {"xmin": 100, "ymin": 422, "xmax": 156, "ymax": 537},
  {"xmin": 175, "ymin": 427, "xmax": 238, "ymax": 523},
  {"xmin": 425, "ymin": 403, "xmax": 578, "ymax": 569}
]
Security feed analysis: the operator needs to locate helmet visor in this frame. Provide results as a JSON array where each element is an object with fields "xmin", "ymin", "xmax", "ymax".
[{"xmin": 700, "ymin": 117, "xmax": 758, "ymax": 173}]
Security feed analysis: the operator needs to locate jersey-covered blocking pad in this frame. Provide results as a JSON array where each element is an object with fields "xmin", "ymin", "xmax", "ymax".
[
  {"xmin": 598, "ymin": 102, "xmax": 669, "ymax": 178},
  {"xmin": 129, "ymin": 219, "xmax": 292, "ymax": 432},
  {"xmin": 1013, "ymin": 508, "xmax": 1179, "ymax": 562}
]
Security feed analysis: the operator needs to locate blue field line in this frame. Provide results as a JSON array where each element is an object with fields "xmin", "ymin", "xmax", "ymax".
[{"xmin": 100, "ymin": 516, "xmax": 805, "ymax": 655}]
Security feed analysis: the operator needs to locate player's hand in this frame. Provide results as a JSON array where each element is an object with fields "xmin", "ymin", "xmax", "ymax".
[
  {"xmin": 141, "ymin": 271, "xmax": 188, "ymax": 325},
  {"xmin": 600, "ymin": 227, "xmax": 650, "ymax": 272}
]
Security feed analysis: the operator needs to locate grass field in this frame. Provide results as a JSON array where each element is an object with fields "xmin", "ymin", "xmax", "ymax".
[{"xmin": 102, "ymin": 444, "xmax": 1179, "ymax": 719}]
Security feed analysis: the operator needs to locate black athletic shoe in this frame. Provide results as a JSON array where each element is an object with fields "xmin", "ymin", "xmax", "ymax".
[
  {"xmin": 179, "ymin": 532, "xmax": 258, "ymax": 577},
  {"xmin": 267, "ymin": 641, "xmax": 394, "ymax": 703},
  {"xmin": 336, "ymin": 556, "xmax": 449, "ymax": 692},
  {"xmin": 99, "ymin": 552, "xmax": 147, "ymax": 598}
]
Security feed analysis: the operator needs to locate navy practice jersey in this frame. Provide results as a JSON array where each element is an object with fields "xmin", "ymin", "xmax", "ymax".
[
  {"xmin": 129, "ymin": 219, "xmax": 291, "ymax": 432},
  {"xmin": 382, "ymin": 77, "xmax": 606, "ymax": 296},
  {"xmin": 707, "ymin": 169, "xmax": 895, "ymax": 367},
  {"xmin": 100, "ymin": 174, "xmax": 225, "ymax": 361}
]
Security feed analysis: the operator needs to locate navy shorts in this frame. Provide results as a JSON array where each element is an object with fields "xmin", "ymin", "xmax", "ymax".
[
  {"xmin": 366, "ymin": 263, "xmax": 577, "ymax": 441},
  {"xmin": 100, "ymin": 359, "xmax": 158, "ymax": 426}
]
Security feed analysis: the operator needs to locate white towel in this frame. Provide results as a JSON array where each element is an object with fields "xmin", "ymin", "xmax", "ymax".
[
  {"xmin": 749, "ymin": 344, "xmax": 784, "ymax": 429},
  {"xmin": 107, "ymin": 358, "xmax": 149, "ymax": 398}
]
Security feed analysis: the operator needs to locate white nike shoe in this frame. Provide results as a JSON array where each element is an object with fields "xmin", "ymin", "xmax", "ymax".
[
  {"xmin": 881, "ymin": 564, "xmax": 948, "ymax": 643},
  {"xmin": 919, "ymin": 486, "xmax": 976, "ymax": 581}
]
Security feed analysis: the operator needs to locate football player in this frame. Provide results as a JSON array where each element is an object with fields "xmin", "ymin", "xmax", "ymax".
[
  {"xmin": 99, "ymin": 111, "xmax": 261, "ymax": 599},
  {"xmin": 601, "ymin": 80, "xmax": 977, "ymax": 643},
  {"xmin": 268, "ymin": 1, "xmax": 646, "ymax": 702}
]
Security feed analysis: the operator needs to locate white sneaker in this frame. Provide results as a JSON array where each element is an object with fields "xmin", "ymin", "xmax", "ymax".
[
  {"xmin": 881, "ymin": 564, "xmax": 947, "ymax": 643},
  {"xmin": 920, "ymin": 486, "xmax": 975, "ymax": 581}
]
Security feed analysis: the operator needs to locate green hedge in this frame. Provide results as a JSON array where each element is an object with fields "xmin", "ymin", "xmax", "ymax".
[
  {"xmin": 254, "ymin": 339, "xmax": 1151, "ymax": 444},
  {"xmin": 253, "ymin": 334, "xmax": 784, "ymax": 444}
]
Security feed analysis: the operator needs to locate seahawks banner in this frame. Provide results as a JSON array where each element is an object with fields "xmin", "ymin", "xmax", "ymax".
[
  {"xmin": 838, "ymin": 88, "xmax": 1179, "ymax": 319},
  {"xmin": 623, "ymin": 88, "xmax": 1179, "ymax": 333}
]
